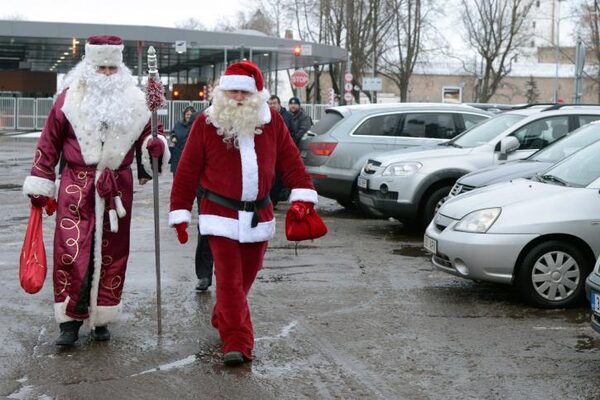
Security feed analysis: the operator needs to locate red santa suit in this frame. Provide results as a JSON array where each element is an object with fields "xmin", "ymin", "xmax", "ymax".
[
  {"xmin": 22, "ymin": 38, "xmax": 169, "ymax": 328},
  {"xmin": 169, "ymin": 63, "xmax": 317, "ymax": 361}
]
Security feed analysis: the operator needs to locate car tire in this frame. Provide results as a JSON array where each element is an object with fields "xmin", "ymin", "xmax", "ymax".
[
  {"xmin": 515, "ymin": 240, "xmax": 591, "ymax": 308},
  {"xmin": 420, "ymin": 185, "xmax": 452, "ymax": 230}
]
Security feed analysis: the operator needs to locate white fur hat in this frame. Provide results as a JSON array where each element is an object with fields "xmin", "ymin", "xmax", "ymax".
[{"xmin": 84, "ymin": 35, "xmax": 124, "ymax": 67}]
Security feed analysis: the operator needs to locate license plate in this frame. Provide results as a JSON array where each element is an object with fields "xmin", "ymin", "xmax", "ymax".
[
  {"xmin": 592, "ymin": 292, "xmax": 600, "ymax": 315},
  {"xmin": 357, "ymin": 176, "xmax": 368, "ymax": 189},
  {"xmin": 423, "ymin": 234, "xmax": 437, "ymax": 254}
]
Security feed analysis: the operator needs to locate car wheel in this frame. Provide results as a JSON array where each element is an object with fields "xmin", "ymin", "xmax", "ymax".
[
  {"xmin": 516, "ymin": 240, "xmax": 591, "ymax": 308},
  {"xmin": 420, "ymin": 185, "xmax": 452, "ymax": 230},
  {"xmin": 337, "ymin": 198, "xmax": 355, "ymax": 209}
]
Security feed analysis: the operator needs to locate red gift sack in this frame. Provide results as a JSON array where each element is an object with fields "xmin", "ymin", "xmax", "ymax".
[
  {"xmin": 285, "ymin": 202, "xmax": 328, "ymax": 242},
  {"xmin": 19, "ymin": 206, "xmax": 47, "ymax": 294}
]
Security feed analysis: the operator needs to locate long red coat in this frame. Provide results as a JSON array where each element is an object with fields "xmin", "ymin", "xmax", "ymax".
[
  {"xmin": 22, "ymin": 83, "xmax": 167, "ymax": 327},
  {"xmin": 169, "ymin": 106, "xmax": 317, "ymax": 241}
]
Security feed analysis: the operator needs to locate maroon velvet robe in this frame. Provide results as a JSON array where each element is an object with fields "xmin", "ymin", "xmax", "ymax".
[{"xmin": 23, "ymin": 84, "xmax": 166, "ymax": 327}]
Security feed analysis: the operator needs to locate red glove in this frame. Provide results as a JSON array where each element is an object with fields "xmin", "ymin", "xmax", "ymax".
[
  {"xmin": 289, "ymin": 201, "xmax": 315, "ymax": 220},
  {"xmin": 29, "ymin": 195, "xmax": 58, "ymax": 216},
  {"xmin": 174, "ymin": 223, "xmax": 188, "ymax": 244},
  {"xmin": 147, "ymin": 137, "xmax": 165, "ymax": 158}
]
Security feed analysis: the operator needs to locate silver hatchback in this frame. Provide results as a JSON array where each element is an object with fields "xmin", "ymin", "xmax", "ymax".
[{"xmin": 299, "ymin": 103, "xmax": 491, "ymax": 208}]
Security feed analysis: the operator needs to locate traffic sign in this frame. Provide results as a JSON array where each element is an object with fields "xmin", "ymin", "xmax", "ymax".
[
  {"xmin": 344, "ymin": 83, "xmax": 353, "ymax": 91},
  {"xmin": 344, "ymin": 72, "xmax": 353, "ymax": 82},
  {"xmin": 291, "ymin": 69, "xmax": 309, "ymax": 88},
  {"xmin": 344, "ymin": 93, "xmax": 353, "ymax": 102},
  {"xmin": 362, "ymin": 77, "xmax": 382, "ymax": 91}
]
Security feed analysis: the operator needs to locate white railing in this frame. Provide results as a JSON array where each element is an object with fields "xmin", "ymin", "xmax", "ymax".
[{"xmin": 0, "ymin": 97, "xmax": 331, "ymax": 132}]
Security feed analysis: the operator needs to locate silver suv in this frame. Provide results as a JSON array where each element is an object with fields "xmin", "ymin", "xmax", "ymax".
[
  {"xmin": 299, "ymin": 103, "xmax": 491, "ymax": 208},
  {"xmin": 357, "ymin": 104, "xmax": 600, "ymax": 229}
]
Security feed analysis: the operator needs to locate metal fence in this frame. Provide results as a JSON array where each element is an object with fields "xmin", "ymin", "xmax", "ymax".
[{"xmin": 0, "ymin": 97, "xmax": 332, "ymax": 132}]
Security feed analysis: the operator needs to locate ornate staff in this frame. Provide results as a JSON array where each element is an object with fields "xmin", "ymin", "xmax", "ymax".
[{"xmin": 145, "ymin": 46, "xmax": 165, "ymax": 335}]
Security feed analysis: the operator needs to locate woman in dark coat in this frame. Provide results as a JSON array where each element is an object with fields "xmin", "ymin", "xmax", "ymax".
[{"xmin": 170, "ymin": 106, "xmax": 195, "ymax": 174}]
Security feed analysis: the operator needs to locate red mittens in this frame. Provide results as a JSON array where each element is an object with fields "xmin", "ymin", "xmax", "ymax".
[
  {"xmin": 29, "ymin": 195, "xmax": 58, "ymax": 216},
  {"xmin": 147, "ymin": 137, "xmax": 165, "ymax": 158},
  {"xmin": 174, "ymin": 223, "xmax": 188, "ymax": 244}
]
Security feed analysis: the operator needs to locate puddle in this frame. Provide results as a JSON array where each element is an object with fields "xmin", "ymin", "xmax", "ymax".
[
  {"xmin": 392, "ymin": 245, "xmax": 428, "ymax": 257},
  {"xmin": 575, "ymin": 334, "xmax": 600, "ymax": 352}
]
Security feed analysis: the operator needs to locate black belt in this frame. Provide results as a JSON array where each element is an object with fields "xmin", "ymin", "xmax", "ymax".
[{"xmin": 203, "ymin": 190, "xmax": 270, "ymax": 228}]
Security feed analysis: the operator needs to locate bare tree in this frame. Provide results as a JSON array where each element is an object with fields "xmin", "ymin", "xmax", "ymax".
[
  {"xmin": 462, "ymin": 0, "xmax": 534, "ymax": 102},
  {"xmin": 174, "ymin": 17, "xmax": 206, "ymax": 30},
  {"xmin": 379, "ymin": 0, "xmax": 428, "ymax": 102}
]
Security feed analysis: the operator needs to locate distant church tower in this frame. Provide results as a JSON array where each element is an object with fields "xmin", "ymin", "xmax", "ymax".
[{"xmin": 528, "ymin": 0, "xmax": 565, "ymax": 48}]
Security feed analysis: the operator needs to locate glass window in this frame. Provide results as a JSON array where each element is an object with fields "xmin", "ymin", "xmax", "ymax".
[
  {"xmin": 311, "ymin": 111, "xmax": 343, "ymax": 135},
  {"xmin": 578, "ymin": 115, "xmax": 600, "ymax": 127},
  {"xmin": 509, "ymin": 116, "xmax": 569, "ymax": 150},
  {"xmin": 353, "ymin": 114, "xmax": 401, "ymax": 137},
  {"xmin": 398, "ymin": 113, "xmax": 457, "ymax": 139},
  {"xmin": 452, "ymin": 114, "xmax": 525, "ymax": 148},
  {"xmin": 542, "ymin": 140, "xmax": 600, "ymax": 187},
  {"xmin": 532, "ymin": 123, "xmax": 600, "ymax": 163},
  {"xmin": 462, "ymin": 114, "xmax": 489, "ymax": 130}
]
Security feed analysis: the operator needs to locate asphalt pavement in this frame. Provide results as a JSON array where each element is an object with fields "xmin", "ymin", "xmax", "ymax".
[{"xmin": 1, "ymin": 135, "xmax": 600, "ymax": 400}]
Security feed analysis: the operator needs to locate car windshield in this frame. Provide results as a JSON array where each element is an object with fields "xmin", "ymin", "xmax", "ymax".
[
  {"xmin": 450, "ymin": 114, "xmax": 526, "ymax": 148},
  {"xmin": 539, "ymin": 139, "xmax": 600, "ymax": 187},
  {"xmin": 531, "ymin": 123, "xmax": 600, "ymax": 163}
]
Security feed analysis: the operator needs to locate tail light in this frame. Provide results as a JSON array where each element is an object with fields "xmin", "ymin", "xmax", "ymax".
[{"xmin": 308, "ymin": 142, "xmax": 337, "ymax": 156}]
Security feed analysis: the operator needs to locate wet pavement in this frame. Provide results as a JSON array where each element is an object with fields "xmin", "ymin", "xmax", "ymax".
[{"xmin": 1, "ymin": 135, "xmax": 600, "ymax": 399}]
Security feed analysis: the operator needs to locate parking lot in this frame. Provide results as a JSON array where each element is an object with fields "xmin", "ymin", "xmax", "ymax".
[{"xmin": 2, "ymin": 136, "xmax": 600, "ymax": 400}]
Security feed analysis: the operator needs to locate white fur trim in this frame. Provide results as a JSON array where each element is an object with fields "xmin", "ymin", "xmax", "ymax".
[
  {"xmin": 22, "ymin": 175, "xmax": 56, "ymax": 197},
  {"xmin": 219, "ymin": 75, "xmax": 257, "ymax": 93},
  {"xmin": 109, "ymin": 209, "xmax": 118, "ymax": 233},
  {"xmin": 94, "ymin": 303, "xmax": 122, "ymax": 327},
  {"xmin": 62, "ymin": 83, "xmax": 150, "ymax": 169},
  {"xmin": 238, "ymin": 136, "xmax": 259, "ymax": 201},
  {"xmin": 259, "ymin": 101, "xmax": 272, "ymax": 124},
  {"xmin": 89, "ymin": 184, "xmax": 104, "ymax": 328},
  {"xmin": 141, "ymin": 134, "xmax": 170, "ymax": 177},
  {"xmin": 84, "ymin": 43, "xmax": 124, "ymax": 67},
  {"xmin": 289, "ymin": 188, "xmax": 318, "ymax": 204},
  {"xmin": 54, "ymin": 296, "xmax": 75, "ymax": 323},
  {"xmin": 199, "ymin": 213, "xmax": 276, "ymax": 243},
  {"xmin": 115, "ymin": 196, "xmax": 126, "ymax": 218},
  {"xmin": 169, "ymin": 209, "xmax": 192, "ymax": 227}
]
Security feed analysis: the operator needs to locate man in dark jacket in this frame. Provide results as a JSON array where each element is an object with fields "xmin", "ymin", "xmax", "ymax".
[
  {"xmin": 288, "ymin": 96, "xmax": 312, "ymax": 147},
  {"xmin": 268, "ymin": 95, "xmax": 293, "ymax": 133}
]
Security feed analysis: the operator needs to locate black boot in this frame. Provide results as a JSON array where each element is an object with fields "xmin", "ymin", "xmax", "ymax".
[
  {"xmin": 91, "ymin": 325, "xmax": 110, "ymax": 341},
  {"xmin": 55, "ymin": 320, "xmax": 83, "ymax": 347}
]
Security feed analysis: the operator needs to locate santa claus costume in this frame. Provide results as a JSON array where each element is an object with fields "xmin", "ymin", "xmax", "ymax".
[
  {"xmin": 22, "ymin": 35, "xmax": 169, "ymax": 346},
  {"xmin": 169, "ymin": 61, "xmax": 318, "ymax": 365}
]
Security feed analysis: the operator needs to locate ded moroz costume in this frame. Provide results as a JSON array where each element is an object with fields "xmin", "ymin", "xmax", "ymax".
[
  {"xmin": 169, "ymin": 61, "xmax": 321, "ymax": 365},
  {"xmin": 22, "ymin": 35, "xmax": 169, "ymax": 346}
]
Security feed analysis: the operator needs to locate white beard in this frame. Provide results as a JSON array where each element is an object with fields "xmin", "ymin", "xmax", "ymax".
[
  {"xmin": 62, "ymin": 61, "xmax": 138, "ymax": 139},
  {"xmin": 207, "ymin": 88, "xmax": 267, "ymax": 148}
]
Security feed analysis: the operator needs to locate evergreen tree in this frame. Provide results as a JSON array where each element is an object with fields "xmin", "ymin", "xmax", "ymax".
[{"xmin": 525, "ymin": 75, "xmax": 540, "ymax": 104}]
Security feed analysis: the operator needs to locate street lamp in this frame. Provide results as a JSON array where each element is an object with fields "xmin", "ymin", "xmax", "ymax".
[{"xmin": 553, "ymin": 0, "xmax": 566, "ymax": 103}]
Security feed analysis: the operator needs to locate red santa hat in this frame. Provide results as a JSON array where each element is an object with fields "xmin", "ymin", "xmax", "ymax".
[
  {"xmin": 219, "ymin": 61, "xmax": 265, "ymax": 93},
  {"xmin": 85, "ymin": 35, "xmax": 124, "ymax": 67}
]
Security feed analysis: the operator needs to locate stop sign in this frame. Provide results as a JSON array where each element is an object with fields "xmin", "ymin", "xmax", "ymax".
[{"xmin": 291, "ymin": 69, "xmax": 309, "ymax": 88}]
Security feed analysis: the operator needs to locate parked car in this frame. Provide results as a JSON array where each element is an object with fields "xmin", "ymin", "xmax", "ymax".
[
  {"xmin": 585, "ymin": 258, "xmax": 600, "ymax": 333},
  {"xmin": 445, "ymin": 120, "xmax": 600, "ymax": 201},
  {"xmin": 299, "ymin": 103, "xmax": 491, "ymax": 208},
  {"xmin": 425, "ymin": 138, "xmax": 600, "ymax": 308},
  {"xmin": 358, "ymin": 104, "xmax": 600, "ymax": 229}
]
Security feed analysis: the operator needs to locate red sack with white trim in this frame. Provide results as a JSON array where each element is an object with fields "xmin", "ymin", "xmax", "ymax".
[
  {"xmin": 19, "ymin": 206, "xmax": 47, "ymax": 294},
  {"xmin": 285, "ymin": 201, "xmax": 328, "ymax": 242}
]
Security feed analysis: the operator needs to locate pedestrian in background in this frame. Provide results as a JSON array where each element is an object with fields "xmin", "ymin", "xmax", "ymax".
[
  {"xmin": 267, "ymin": 95, "xmax": 293, "ymax": 133},
  {"xmin": 170, "ymin": 106, "xmax": 195, "ymax": 175},
  {"xmin": 288, "ymin": 96, "xmax": 312, "ymax": 147},
  {"xmin": 267, "ymin": 95, "xmax": 294, "ymax": 206}
]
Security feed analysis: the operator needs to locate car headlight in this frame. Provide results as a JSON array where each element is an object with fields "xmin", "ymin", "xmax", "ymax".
[
  {"xmin": 382, "ymin": 162, "xmax": 422, "ymax": 176},
  {"xmin": 454, "ymin": 208, "xmax": 501, "ymax": 233}
]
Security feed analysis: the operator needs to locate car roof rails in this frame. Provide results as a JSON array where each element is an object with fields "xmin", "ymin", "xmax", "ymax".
[
  {"xmin": 510, "ymin": 103, "xmax": 556, "ymax": 110},
  {"xmin": 541, "ymin": 103, "xmax": 600, "ymax": 111}
]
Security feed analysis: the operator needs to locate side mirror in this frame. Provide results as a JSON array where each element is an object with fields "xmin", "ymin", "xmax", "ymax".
[{"xmin": 497, "ymin": 136, "xmax": 520, "ymax": 160}]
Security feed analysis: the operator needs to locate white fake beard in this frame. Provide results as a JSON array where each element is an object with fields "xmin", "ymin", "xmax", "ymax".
[
  {"xmin": 67, "ymin": 61, "xmax": 137, "ymax": 136},
  {"xmin": 208, "ymin": 88, "xmax": 266, "ymax": 147}
]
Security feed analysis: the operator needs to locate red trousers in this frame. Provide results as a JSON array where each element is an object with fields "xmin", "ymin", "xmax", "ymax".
[{"xmin": 208, "ymin": 236, "xmax": 268, "ymax": 360}]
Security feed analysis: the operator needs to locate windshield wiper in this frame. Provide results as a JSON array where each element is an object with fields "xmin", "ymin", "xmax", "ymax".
[
  {"xmin": 538, "ymin": 174, "xmax": 568, "ymax": 186},
  {"xmin": 443, "ymin": 142, "xmax": 462, "ymax": 148}
]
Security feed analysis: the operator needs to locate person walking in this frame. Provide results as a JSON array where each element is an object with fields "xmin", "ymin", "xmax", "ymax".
[
  {"xmin": 169, "ymin": 61, "xmax": 318, "ymax": 366},
  {"xmin": 287, "ymin": 96, "xmax": 312, "ymax": 147},
  {"xmin": 170, "ymin": 106, "xmax": 195, "ymax": 174},
  {"xmin": 267, "ymin": 95, "xmax": 294, "ymax": 206},
  {"xmin": 22, "ymin": 35, "xmax": 168, "ymax": 346}
]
